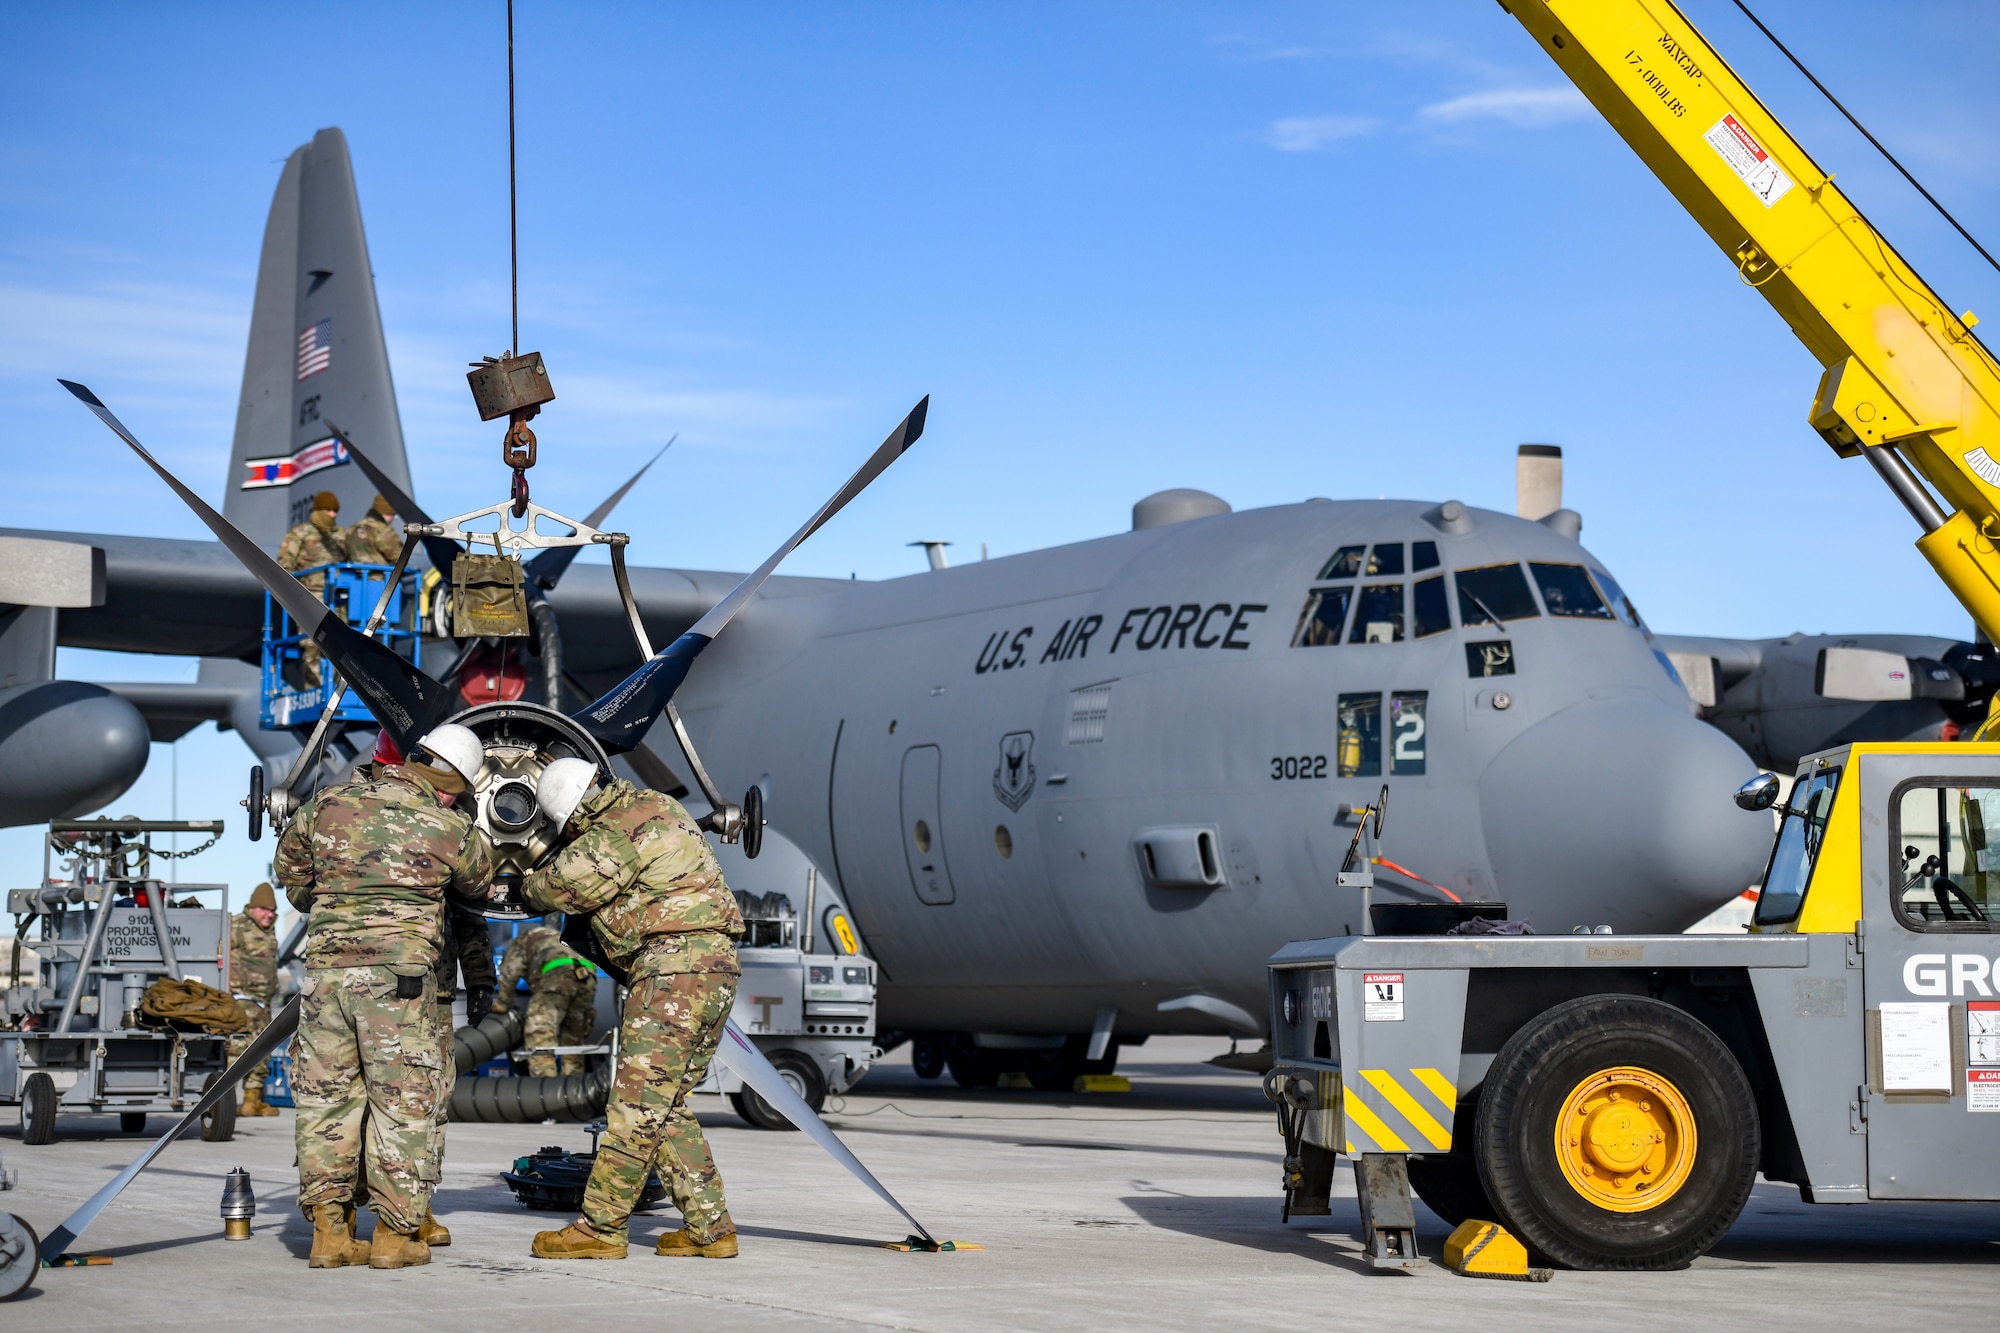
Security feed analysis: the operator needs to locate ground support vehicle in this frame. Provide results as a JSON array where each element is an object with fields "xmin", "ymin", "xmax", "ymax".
[
  {"xmin": 1267, "ymin": 742, "xmax": 2000, "ymax": 1269},
  {"xmin": 1, "ymin": 819, "xmax": 237, "ymax": 1146},
  {"xmin": 696, "ymin": 891, "xmax": 881, "ymax": 1129}
]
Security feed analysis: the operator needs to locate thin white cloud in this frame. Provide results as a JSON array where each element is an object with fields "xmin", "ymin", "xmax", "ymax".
[
  {"xmin": 1266, "ymin": 115, "xmax": 1379, "ymax": 152},
  {"xmin": 1418, "ymin": 87, "xmax": 1590, "ymax": 128}
]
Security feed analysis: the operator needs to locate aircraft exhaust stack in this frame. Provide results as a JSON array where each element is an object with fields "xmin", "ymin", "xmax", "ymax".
[{"xmin": 1516, "ymin": 444, "xmax": 1562, "ymax": 521}]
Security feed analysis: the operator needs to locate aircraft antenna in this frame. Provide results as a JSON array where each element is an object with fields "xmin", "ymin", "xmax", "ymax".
[{"xmin": 507, "ymin": 0, "xmax": 519, "ymax": 356}]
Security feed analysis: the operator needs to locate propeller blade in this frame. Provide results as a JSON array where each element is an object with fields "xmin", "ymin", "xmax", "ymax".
[
  {"xmin": 322, "ymin": 418, "xmax": 464, "ymax": 577},
  {"xmin": 61, "ymin": 380, "xmax": 456, "ymax": 752},
  {"xmin": 572, "ymin": 397, "xmax": 927, "ymax": 753},
  {"xmin": 524, "ymin": 435, "xmax": 673, "ymax": 590}
]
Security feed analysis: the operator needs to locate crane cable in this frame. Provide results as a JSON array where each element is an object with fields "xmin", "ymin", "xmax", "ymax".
[
  {"xmin": 1731, "ymin": 0, "xmax": 2000, "ymax": 281},
  {"xmin": 508, "ymin": 0, "xmax": 520, "ymax": 357}
]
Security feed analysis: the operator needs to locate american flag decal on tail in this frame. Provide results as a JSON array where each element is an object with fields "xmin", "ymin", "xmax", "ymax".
[{"xmin": 296, "ymin": 319, "xmax": 332, "ymax": 380}]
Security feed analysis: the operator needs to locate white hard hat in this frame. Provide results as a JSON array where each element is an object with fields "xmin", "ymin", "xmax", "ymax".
[
  {"xmin": 413, "ymin": 723, "xmax": 484, "ymax": 792},
  {"xmin": 537, "ymin": 757, "xmax": 600, "ymax": 831}
]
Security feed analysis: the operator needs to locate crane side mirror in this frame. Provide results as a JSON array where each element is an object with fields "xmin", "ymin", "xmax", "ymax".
[{"xmin": 1734, "ymin": 772, "xmax": 1782, "ymax": 812}]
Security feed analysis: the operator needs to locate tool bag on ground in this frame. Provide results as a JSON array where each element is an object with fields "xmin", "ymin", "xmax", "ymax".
[{"xmin": 138, "ymin": 978, "xmax": 249, "ymax": 1034}]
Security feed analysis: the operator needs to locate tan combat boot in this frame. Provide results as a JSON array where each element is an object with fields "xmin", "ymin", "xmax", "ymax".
[
  {"xmin": 368, "ymin": 1222, "xmax": 431, "ymax": 1270},
  {"xmin": 241, "ymin": 1083, "xmax": 280, "ymax": 1117},
  {"xmin": 655, "ymin": 1228, "xmax": 738, "ymax": 1258},
  {"xmin": 307, "ymin": 1203, "xmax": 371, "ymax": 1268},
  {"xmin": 419, "ymin": 1207, "xmax": 451, "ymax": 1247},
  {"xmin": 531, "ymin": 1221, "xmax": 627, "ymax": 1260}
]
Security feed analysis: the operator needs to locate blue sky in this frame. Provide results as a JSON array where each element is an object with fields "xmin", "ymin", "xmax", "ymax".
[{"xmin": 3, "ymin": 1, "xmax": 1997, "ymax": 894}]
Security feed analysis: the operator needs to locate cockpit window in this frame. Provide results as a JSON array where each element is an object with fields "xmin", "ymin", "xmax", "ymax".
[
  {"xmin": 1590, "ymin": 568, "xmax": 1646, "ymax": 631},
  {"xmin": 1413, "ymin": 575, "xmax": 1451, "ymax": 637},
  {"xmin": 1455, "ymin": 563, "xmax": 1540, "ymax": 627},
  {"xmin": 1413, "ymin": 541, "xmax": 1439, "ymax": 572},
  {"xmin": 1753, "ymin": 765, "xmax": 1841, "ymax": 926},
  {"xmin": 1317, "ymin": 545, "xmax": 1364, "ymax": 580},
  {"xmin": 1365, "ymin": 544, "xmax": 1404, "ymax": 576},
  {"xmin": 1290, "ymin": 586, "xmax": 1352, "ymax": 647},
  {"xmin": 1349, "ymin": 585, "xmax": 1405, "ymax": 643},
  {"xmin": 1893, "ymin": 781, "xmax": 2000, "ymax": 932},
  {"xmin": 1529, "ymin": 562, "xmax": 1614, "ymax": 619}
]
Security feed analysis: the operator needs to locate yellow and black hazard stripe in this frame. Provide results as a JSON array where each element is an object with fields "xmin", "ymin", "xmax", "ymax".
[{"xmin": 1338, "ymin": 1067, "xmax": 1457, "ymax": 1153}]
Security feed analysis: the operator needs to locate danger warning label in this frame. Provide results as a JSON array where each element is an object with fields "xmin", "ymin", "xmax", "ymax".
[
  {"xmin": 1703, "ymin": 113, "xmax": 1793, "ymax": 208},
  {"xmin": 1970, "ymin": 1002, "xmax": 2000, "ymax": 1111},
  {"xmin": 1363, "ymin": 972, "xmax": 1404, "ymax": 1023}
]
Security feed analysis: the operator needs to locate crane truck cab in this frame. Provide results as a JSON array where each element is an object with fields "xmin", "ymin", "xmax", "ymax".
[{"xmin": 1264, "ymin": 741, "xmax": 2000, "ymax": 1270}]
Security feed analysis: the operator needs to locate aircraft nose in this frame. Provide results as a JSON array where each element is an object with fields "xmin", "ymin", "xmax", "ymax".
[{"xmin": 1476, "ymin": 693, "xmax": 1768, "ymax": 933}]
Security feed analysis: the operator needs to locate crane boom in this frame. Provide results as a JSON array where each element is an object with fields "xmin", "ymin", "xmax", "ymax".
[{"xmin": 1503, "ymin": 0, "xmax": 2000, "ymax": 643}]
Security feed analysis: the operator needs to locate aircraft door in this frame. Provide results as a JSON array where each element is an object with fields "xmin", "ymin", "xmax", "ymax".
[
  {"xmin": 1858, "ymin": 755, "xmax": 2000, "ymax": 1200},
  {"xmin": 900, "ymin": 745, "xmax": 955, "ymax": 905}
]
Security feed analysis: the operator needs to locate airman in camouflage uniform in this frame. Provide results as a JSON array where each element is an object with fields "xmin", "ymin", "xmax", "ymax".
[
  {"xmin": 497, "ymin": 920, "xmax": 597, "ymax": 1076},
  {"xmin": 344, "ymin": 493, "xmax": 402, "ymax": 566},
  {"xmin": 523, "ymin": 776, "xmax": 745, "ymax": 1260},
  {"xmin": 276, "ymin": 490, "xmax": 347, "ymax": 681},
  {"xmin": 228, "ymin": 881, "xmax": 282, "ymax": 1117},
  {"xmin": 277, "ymin": 737, "xmax": 491, "ymax": 1270}
]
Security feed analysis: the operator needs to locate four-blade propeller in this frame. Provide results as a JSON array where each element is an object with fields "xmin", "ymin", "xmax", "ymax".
[{"xmin": 60, "ymin": 379, "xmax": 926, "ymax": 761}]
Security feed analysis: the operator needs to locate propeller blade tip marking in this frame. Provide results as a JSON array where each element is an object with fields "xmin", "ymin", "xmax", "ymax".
[{"xmin": 58, "ymin": 379, "xmax": 104, "ymax": 407}]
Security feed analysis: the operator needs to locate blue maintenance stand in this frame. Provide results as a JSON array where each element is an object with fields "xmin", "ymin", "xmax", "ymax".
[{"xmin": 260, "ymin": 562, "xmax": 424, "ymax": 730}]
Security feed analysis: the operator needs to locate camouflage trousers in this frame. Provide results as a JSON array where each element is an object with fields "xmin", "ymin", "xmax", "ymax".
[
  {"xmin": 293, "ymin": 966, "xmax": 444, "ymax": 1233},
  {"xmin": 582, "ymin": 971, "xmax": 737, "ymax": 1246},
  {"xmin": 523, "ymin": 966, "xmax": 596, "ymax": 1077},
  {"xmin": 227, "ymin": 995, "xmax": 275, "ymax": 1094}
]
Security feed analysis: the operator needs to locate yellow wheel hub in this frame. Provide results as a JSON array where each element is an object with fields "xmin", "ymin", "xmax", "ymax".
[{"xmin": 1553, "ymin": 1065, "xmax": 1694, "ymax": 1213}]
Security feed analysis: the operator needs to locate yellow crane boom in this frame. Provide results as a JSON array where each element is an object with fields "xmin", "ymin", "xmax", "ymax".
[{"xmin": 1503, "ymin": 0, "xmax": 2000, "ymax": 645}]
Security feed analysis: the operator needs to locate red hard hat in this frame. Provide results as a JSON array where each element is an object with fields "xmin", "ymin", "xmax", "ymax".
[{"xmin": 372, "ymin": 730, "xmax": 404, "ymax": 765}]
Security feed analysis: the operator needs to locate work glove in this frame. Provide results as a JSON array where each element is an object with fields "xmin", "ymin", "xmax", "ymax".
[{"xmin": 465, "ymin": 986, "xmax": 497, "ymax": 1027}]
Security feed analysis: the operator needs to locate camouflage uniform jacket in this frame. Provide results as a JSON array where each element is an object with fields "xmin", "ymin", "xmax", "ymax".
[
  {"xmin": 345, "ymin": 513, "xmax": 401, "ymax": 566},
  {"xmin": 521, "ymin": 780, "xmax": 743, "ymax": 981},
  {"xmin": 276, "ymin": 516, "xmax": 347, "ymax": 583},
  {"xmin": 498, "ymin": 925, "xmax": 592, "ymax": 993},
  {"xmin": 229, "ymin": 912, "xmax": 279, "ymax": 1001},
  {"xmin": 276, "ymin": 767, "xmax": 493, "ymax": 970}
]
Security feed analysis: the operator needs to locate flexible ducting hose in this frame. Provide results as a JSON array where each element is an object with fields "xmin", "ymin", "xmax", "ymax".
[{"xmin": 448, "ymin": 1008, "xmax": 611, "ymax": 1123}]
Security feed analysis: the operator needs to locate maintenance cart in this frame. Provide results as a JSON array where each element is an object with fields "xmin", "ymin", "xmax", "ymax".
[
  {"xmin": 1266, "ymin": 742, "xmax": 2000, "ymax": 1270},
  {"xmin": 2, "ymin": 819, "xmax": 239, "ymax": 1145},
  {"xmin": 699, "ymin": 889, "xmax": 881, "ymax": 1129}
]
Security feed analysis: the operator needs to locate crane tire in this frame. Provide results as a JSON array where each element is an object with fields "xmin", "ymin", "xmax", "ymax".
[
  {"xmin": 1474, "ymin": 994, "xmax": 1757, "ymax": 1270},
  {"xmin": 1407, "ymin": 1150, "xmax": 1496, "ymax": 1229}
]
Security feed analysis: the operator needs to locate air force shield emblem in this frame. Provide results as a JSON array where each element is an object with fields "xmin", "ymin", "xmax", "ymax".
[{"xmin": 993, "ymin": 730, "xmax": 1036, "ymax": 811}]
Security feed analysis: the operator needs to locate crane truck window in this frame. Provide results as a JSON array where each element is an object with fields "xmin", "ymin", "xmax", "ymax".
[
  {"xmin": 1348, "ymin": 584, "xmax": 1405, "ymax": 643},
  {"xmin": 1891, "ymin": 781, "xmax": 2000, "ymax": 931},
  {"xmin": 1336, "ymin": 693, "xmax": 1382, "ymax": 777},
  {"xmin": 1528, "ymin": 562, "xmax": 1614, "ymax": 618},
  {"xmin": 1290, "ymin": 586, "xmax": 1353, "ymax": 647},
  {"xmin": 1317, "ymin": 545, "xmax": 1365, "ymax": 580},
  {"xmin": 1752, "ymin": 764, "xmax": 1843, "ymax": 927},
  {"xmin": 1454, "ymin": 563, "xmax": 1540, "ymax": 626}
]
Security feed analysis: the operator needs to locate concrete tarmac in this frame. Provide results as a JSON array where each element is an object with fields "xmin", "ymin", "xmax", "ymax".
[{"xmin": 2, "ymin": 1036, "xmax": 1997, "ymax": 1329}]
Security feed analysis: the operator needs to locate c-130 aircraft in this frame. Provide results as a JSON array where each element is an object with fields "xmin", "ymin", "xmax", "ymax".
[{"xmin": 3, "ymin": 125, "xmax": 1986, "ymax": 1086}]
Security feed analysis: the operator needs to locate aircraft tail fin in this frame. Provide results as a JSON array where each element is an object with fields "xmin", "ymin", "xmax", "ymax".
[{"xmin": 223, "ymin": 127, "xmax": 412, "ymax": 550}]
